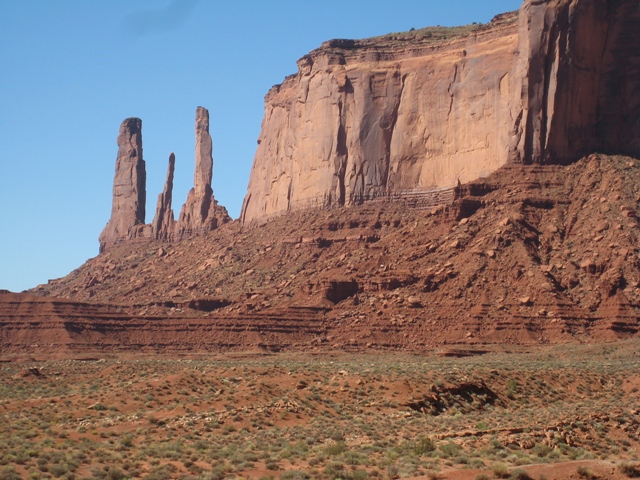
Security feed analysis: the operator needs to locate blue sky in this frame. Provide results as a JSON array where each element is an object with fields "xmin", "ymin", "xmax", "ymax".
[{"xmin": 0, "ymin": 0, "xmax": 522, "ymax": 292}]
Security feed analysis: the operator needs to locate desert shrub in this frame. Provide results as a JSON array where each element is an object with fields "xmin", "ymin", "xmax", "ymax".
[
  {"xmin": 49, "ymin": 464, "xmax": 68, "ymax": 478},
  {"xmin": 280, "ymin": 471, "xmax": 310, "ymax": 480},
  {"xmin": 145, "ymin": 464, "xmax": 177, "ymax": 480},
  {"xmin": 506, "ymin": 380, "xmax": 518, "ymax": 399},
  {"xmin": 200, "ymin": 466, "xmax": 227, "ymax": 480},
  {"xmin": 531, "ymin": 443, "xmax": 551, "ymax": 458},
  {"xmin": 414, "ymin": 437, "xmax": 436, "ymax": 455},
  {"xmin": 0, "ymin": 467, "xmax": 21, "ymax": 480},
  {"xmin": 439, "ymin": 442, "xmax": 461, "ymax": 458},
  {"xmin": 476, "ymin": 475, "xmax": 490, "ymax": 480},
  {"xmin": 576, "ymin": 466, "xmax": 598, "ymax": 479},
  {"xmin": 324, "ymin": 462, "xmax": 347, "ymax": 480},
  {"xmin": 265, "ymin": 460, "xmax": 280, "ymax": 471},
  {"xmin": 509, "ymin": 469, "xmax": 532, "ymax": 480},
  {"xmin": 325, "ymin": 441, "xmax": 348, "ymax": 456},
  {"xmin": 620, "ymin": 463, "xmax": 640, "ymax": 478},
  {"xmin": 492, "ymin": 462, "xmax": 510, "ymax": 478}
]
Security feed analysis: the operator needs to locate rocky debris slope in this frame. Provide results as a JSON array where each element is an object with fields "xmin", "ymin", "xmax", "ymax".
[
  {"xmin": 242, "ymin": 0, "xmax": 640, "ymax": 224},
  {"xmin": 18, "ymin": 154, "xmax": 640, "ymax": 354},
  {"xmin": 99, "ymin": 107, "xmax": 230, "ymax": 252}
]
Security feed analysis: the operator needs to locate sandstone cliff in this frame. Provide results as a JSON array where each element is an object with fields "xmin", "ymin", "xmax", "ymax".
[
  {"xmin": 242, "ymin": 0, "xmax": 640, "ymax": 224},
  {"xmin": 100, "ymin": 107, "xmax": 230, "ymax": 251},
  {"xmin": 509, "ymin": 0, "xmax": 640, "ymax": 164},
  {"xmin": 99, "ymin": 118, "xmax": 146, "ymax": 251}
]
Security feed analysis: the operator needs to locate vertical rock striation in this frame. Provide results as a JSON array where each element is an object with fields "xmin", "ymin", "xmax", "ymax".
[
  {"xmin": 151, "ymin": 153, "xmax": 176, "ymax": 241},
  {"xmin": 99, "ymin": 118, "xmax": 146, "ymax": 252},
  {"xmin": 175, "ymin": 107, "xmax": 230, "ymax": 240}
]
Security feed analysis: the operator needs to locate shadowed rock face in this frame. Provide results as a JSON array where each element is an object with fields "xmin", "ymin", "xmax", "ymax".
[
  {"xmin": 99, "ymin": 118, "xmax": 146, "ymax": 252},
  {"xmin": 241, "ymin": 0, "xmax": 640, "ymax": 224}
]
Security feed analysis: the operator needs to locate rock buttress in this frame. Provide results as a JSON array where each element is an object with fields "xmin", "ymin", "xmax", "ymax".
[
  {"xmin": 175, "ymin": 107, "xmax": 230, "ymax": 240},
  {"xmin": 99, "ymin": 118, "xmax": 146, "ymax": 252}
]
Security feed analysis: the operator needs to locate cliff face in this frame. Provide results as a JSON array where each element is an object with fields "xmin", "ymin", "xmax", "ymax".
[
  {"xmin": 509, "ymin": 0, "xmax": 640, "ymax": 164},
  {"xmin": 241, "ymin": 15, "xmax": 519, "ymax": 223},
  {"xmin": 242, "ymin": 0, "xmax": 640, "ymax": 224}
]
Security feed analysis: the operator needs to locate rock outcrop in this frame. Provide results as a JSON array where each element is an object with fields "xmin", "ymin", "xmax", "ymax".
[
  {"xmin": 99, "ymin": 118, "xmax": 146, "ymax": 252},
  {"xmin": 151, "ymin": 153, "xmax": 176, "ymax": 242},
  {"xmin": 242, "ymin": 0, "xmax": 640, "ymax": 224},
  {"xmin": 99, "ymin": 107, "xmax": 229, "ymax": 251},
  {"xmin": 174, "ymin": 107, "xmax": 230, "ymax": 241}
]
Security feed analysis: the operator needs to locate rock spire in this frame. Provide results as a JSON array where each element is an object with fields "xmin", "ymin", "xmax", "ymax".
[
  {"xmin": 99, "ymin": 107, "xmax": 230, "ymax": 252},
  {"xmin": 175, "ymin": 107, "xmax": 230, "ymax": 240},
  {"xmin": 99, "ymin": 118, "xmax": 146, "ymax": 252},
  {"xmin": 151, "ymin": 153, "xmax": 176, "ymax": 241}
]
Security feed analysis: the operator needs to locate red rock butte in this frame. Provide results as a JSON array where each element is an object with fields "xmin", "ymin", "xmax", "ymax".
[
  {"xmin": 241, "ymin": 0, "xmax": 640, "ymax": 224},
  {"xmin": 4, "ymin": 0, "xmax": 640, "ymax": 357}
]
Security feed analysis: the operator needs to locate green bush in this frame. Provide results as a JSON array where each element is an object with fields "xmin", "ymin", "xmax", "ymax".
[
  {"xmin": 325, "ymin": 441, "xmax": 348, "ymax": 456},
  {"xmin": 0, "ymin": 467, "xmax": 21, "ymax": 480},
  {"xmin": 576, "ymin": 466, "xmax": 598, "ymax": 479},
  {"xmin": 439, "ymin": 441, "xmax": 461, "ymax": 458},
  {"xmin": 414, "ymin": 437, "xmax": 436, "ymax": 455},
  {"xmin": 280, "ymin": 471, "xmax": 310, "ymax": 480}
]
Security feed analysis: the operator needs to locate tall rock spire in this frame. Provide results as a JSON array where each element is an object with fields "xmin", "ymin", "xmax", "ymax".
[
  {"xmin": 99, "ymin": 118, "xmax": 146, "ymax": 252},
  {"xmin": 175, "ymin": 107, "xmax": 230, "ymax": 240},
  {"xmin": 151, "ymin": 152, "xmax": 176, "ymax": 241},
  {"xmin": 194, "ymin": 107, "xmax": 213, "ymax": 195}
]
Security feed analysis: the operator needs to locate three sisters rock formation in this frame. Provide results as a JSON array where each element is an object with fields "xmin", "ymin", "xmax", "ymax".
[
  {"xmin": 100, "ymin": 0, "xmax": 639, "ymax": 249},
  {"xmin": 99, "ymin": 107, "xmax": 230, "ymax": 252}
]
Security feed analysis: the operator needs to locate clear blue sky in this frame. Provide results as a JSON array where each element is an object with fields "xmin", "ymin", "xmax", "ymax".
[{"xmin": 0, "ymin": 0, "xmax": 522, "ymax": 293}]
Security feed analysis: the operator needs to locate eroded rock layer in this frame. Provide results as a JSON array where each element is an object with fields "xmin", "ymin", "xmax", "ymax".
[
  {"xmin": 28, "ymin": 154, "xmax": 640, "ymax": 355},
  {"xmin": 242, "ymin": 0, "xmax": 640, "ymax": 224}
]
